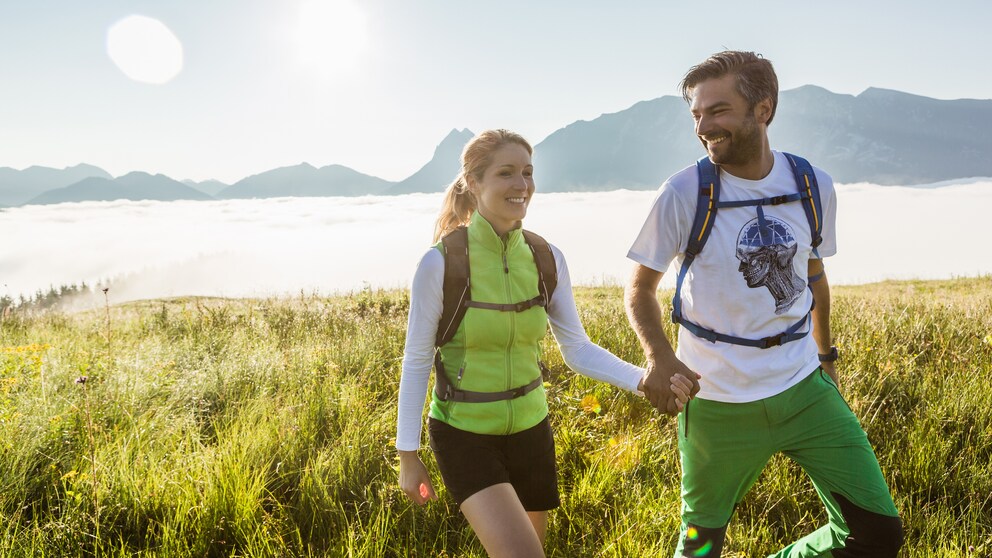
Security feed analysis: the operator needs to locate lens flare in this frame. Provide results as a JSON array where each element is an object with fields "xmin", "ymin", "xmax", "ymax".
[{"xmin": 106, "ymin": 15, "xmax": 184, "ymax": 84}]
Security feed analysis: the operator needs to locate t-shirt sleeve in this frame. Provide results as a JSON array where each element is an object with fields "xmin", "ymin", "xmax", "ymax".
[
  {"xmin": 546, "ymin": 245, "xmax": 644, "ymax": 393},
  {"xmin": 627, "ymin": 180, "xmax": 690, "ymax": 272},
  {"xmin": 395, "ymin": 248, "xmax": 443, "ymax": 452}
]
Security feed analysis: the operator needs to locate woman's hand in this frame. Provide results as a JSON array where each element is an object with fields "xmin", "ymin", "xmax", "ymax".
[
  {"xmin": 668, "ymin": 371, "xmax": 699, "ymax": 412},
  {"xmin": 398, "ymin": 450, "xmax": 437, "ymax": 505}
]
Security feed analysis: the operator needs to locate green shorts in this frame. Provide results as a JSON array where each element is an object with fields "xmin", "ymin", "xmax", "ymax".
[{"xmin": 676, "ymin": 368, "xmax": 899, "ymax": 557}]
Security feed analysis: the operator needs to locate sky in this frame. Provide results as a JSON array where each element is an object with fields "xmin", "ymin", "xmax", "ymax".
[{"xmin": 1, "ymin": 0, "xmax": 991, "ymax": 185}]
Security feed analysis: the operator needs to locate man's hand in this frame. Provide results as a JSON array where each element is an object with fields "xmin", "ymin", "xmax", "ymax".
[
  {"xmin": 642, "ymin": 354, "xmax": 700, "ymax": 416},
  {"xmin": 625, "ymin": 264, "xmax": 701, "ymax": 416},
  {"xmin": 821, "ymin": 361, "xmax": 838, "ymax": 385}
]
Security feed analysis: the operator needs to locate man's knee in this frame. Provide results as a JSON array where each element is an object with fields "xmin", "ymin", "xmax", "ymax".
[
  {"xmin": 833, "ymin": 492, "xmax": 904, "ymax": 557},
  {"xmin": 680, "ymin": 523, "xmax": 727, "ymax": 557}
]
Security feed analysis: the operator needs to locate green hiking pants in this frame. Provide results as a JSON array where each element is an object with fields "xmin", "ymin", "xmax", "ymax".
[{"xmin": 674, "ymin": 368, "xmax": 902, "ymax": 558}]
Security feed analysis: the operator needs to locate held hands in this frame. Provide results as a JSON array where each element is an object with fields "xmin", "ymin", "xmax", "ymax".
[
  {"xmin": 398, "ymin": 451, "xmax": 437, "ymax": 505},
  {"xmin": 640, "ymin": 356, "xmax": 701, "ymax": 416}
]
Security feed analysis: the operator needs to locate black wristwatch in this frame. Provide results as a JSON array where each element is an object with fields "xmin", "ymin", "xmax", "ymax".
[{"xmin": 818, "ymin": 346, "xmax": 839, "ymax": 363}]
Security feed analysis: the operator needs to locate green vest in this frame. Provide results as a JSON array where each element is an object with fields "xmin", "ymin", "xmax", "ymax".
[{"xmin": 429, "ymin": 212, "xmax": 550, "ymax": 435}]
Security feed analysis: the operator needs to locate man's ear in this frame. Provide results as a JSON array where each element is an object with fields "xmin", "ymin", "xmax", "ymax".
[{"xmin": 754, "ymin": 97, "xmax": 773, "ymax": 125}]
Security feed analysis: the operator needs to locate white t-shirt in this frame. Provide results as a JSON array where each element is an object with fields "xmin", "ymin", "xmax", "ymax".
[
  {"xmin": 627, "ymin": 151, "xmax": 837, "ymax": 403},
  {"xmin": 396, "ymin": 243, "xmax": 645, "ymax": 451}
]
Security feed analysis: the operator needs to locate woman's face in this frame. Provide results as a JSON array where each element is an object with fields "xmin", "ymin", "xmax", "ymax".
[{"xmin": 469, "ymin": 143, "xmax": 535, "ymax": 236}]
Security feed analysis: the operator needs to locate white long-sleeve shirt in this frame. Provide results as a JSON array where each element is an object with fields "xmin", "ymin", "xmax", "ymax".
[{"xmin": 396, "ymin": 244, "xmax": 644, "ymax": 451}]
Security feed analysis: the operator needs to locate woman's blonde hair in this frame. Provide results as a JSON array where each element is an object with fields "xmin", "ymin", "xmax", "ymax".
[{"xmin": 433, "ymin": 129, "xmax": 533, "ymax": 242}]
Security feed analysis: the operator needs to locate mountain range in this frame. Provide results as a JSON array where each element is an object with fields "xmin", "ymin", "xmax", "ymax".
[{"xmin": 2, "ymin": 86, "xmax": 990, "ymax": 206}]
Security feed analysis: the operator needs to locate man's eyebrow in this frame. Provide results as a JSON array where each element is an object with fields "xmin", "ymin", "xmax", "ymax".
[{"xmin": 693, "ymin": 101, "xmax": 733, "ymax": 112}]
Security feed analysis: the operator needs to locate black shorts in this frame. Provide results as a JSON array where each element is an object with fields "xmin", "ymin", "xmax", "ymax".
[{"xmin": 428, "ymin": 416, "xmax": 560, "ymax": 511}]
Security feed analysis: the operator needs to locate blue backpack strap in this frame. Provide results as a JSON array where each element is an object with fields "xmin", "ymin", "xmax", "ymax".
[
  {"xmin": 671, "ymin": 155, "xmax": 816, "ymax": 349},
  {"xmin": 672, "ymin": 157, "xmax": 720, "ymax": 324},
  {"xmin": 678, "ymin": 311, "xmax": 811, "ymax": 349},
  {"xmin": 784, "ymin": 153, "xmax": 823, "ymax": 258}
]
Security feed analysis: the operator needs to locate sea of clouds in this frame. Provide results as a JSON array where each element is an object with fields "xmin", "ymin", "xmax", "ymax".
[{"xmin": 2, "ymin": 179, "xmax": 990, "ymax": 307}]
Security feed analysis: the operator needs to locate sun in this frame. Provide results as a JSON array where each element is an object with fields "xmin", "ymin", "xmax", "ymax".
[
  {"xmin": 106, "ymin": 15, "xmax": 184, "ymax": 85},
  {"xmin": 295, "ymin": 0, "xmax": 369, "ymax": 75}
]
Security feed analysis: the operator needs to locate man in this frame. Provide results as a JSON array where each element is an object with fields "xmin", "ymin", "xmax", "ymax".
[{"xmin": 624, "ymin": 51, "xmax": 903, "ymax": 557}]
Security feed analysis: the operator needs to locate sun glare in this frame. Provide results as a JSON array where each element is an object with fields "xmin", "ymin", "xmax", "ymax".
[
  {"xmin": 295, "ymin": 0, "xmax": 368, "ymax": 75},
  {"xmin": 106, "ymin": 15, "xmax": 184, "ymax": 85}
]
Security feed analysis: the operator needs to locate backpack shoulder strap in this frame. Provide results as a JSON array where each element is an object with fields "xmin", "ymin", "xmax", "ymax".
[
  {"xmin": 436, "ymin": 226, "xmax": 471, "ymax": 347},
  {"xmin": 687, "ymin": 156, "xmax": 722, "ymax": 259},
  {"xmin": 672, "ymin": 157, "xmax": 721, "ymax": 323},
  {"xmin": 784, "ymin": 153, "xmax": 824, "ymax": 256},
  {"xmin": 522, "ymin": 229, "xmax": 558, "ymax": 306}
]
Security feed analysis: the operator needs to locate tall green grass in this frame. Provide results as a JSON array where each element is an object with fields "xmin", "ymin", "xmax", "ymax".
[{"xmin": 0, "ymin": 278, "xmax": 989, "ymax": 557}]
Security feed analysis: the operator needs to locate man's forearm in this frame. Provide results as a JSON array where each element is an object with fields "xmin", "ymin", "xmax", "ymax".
[
  {"xmin": 809, "ymin": 267, "xmax": 833, "ymax": 354},
  {"xmin": 624, "ymin": 277, "xmax": 676, "ymax": 361},
  {"xmin": 627, "ymin": 293, "xmax": 676, "ymax": 361}
]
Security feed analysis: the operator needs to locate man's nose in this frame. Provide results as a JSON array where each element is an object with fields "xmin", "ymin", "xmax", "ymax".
[{"xmin": 695, "ymin": 115, "xmax": 710, "ymax": 136}]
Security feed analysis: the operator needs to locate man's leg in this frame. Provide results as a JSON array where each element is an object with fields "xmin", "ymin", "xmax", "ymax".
[
  {"xmin": 770, "ymin": 369, "xmax": 902, "ymax": 558},
  {"xmin": 674, "ymin": 397, "xmax": 775, "ymax": 557}
]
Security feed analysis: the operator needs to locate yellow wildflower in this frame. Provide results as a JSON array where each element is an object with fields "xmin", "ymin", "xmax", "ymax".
[{"xmin": 580, "ymin": 394, "xmax": 602, "ymax": 415}]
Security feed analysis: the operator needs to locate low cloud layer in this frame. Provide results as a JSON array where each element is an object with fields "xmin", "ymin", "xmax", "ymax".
[{"xmin": 3, "ymin": 181, "xmax": 989, "ymax": 308}]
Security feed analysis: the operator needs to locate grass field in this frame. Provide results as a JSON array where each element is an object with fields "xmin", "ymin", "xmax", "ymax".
[{"xmin": 1, "ymin": 278, "xmax": 990, "ymax": 557}]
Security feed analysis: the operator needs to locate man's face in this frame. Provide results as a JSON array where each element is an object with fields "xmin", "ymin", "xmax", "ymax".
[{"xmin": 689, "ymin": 74, "xmax": 764, "ymax": 167}]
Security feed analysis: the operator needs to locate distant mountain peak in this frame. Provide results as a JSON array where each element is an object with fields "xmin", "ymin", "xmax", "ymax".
[
  {"xmin": 120, "ymin": 171, "xmax": 154, "ymax": 179},
  {"xmin": 390, "ymin": 129, "xmax": 475, "ymax": 195},
  {"xmin": 437, "ymin": 128, "xmax": 474, "ymax": 152}
]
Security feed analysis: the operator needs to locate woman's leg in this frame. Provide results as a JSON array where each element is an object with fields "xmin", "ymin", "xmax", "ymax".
[
  {"xmin": 460, "ymin": 483, "xmax": 546, "ymax": 558},
  {"xmin": 527, "ymin": 511, "xmax": 549, "ymax": 546}
]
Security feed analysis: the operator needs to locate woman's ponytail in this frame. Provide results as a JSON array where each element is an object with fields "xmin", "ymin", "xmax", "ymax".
[{"xmin": 433, "ymin": 175, "xmax": 476, "ymax": 242}]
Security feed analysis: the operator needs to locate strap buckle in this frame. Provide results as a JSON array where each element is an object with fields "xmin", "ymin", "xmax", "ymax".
[
  {"xmin": 438, "ymin": 384, "xmax": 454, "ymax": 401},
  {"xmin": 759, "ymin": 334, "xmax": 786, "ymax": 348},
  {"xmin": 770, "ymin": 195, "xmax": 790, "ymax": 205}
]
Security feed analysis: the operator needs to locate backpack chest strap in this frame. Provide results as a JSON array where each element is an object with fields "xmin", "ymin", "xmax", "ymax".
[
  {"xmin": 433, "ymin": 350, "xmax": 544, "ymax": 403},
  {"xmin": 714, "ymin": 191, "xmax": 808, "ymax": 209},
  {"xmin": 465, "ymin": 295, "xmax": 547, "ymax": 313}
]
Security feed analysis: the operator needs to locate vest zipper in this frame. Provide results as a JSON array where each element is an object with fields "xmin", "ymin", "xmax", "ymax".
[{"xmin": 502, "ymin": 241, "xmax": 514, "ymax": 434}]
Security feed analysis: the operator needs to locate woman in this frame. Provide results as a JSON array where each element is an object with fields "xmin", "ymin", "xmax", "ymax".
[{"xmin": 395, "ymin": 129, "xmax": 694, "ymax": 557}]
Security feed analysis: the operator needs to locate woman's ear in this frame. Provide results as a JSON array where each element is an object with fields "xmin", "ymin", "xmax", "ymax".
[{"xmin": 464, "ymin": 176, "xmax": 478, "ymax": 196}]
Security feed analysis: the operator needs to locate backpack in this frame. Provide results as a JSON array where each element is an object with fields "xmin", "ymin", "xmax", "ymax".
[
  {"xmin": 432, "ymin": 225, "xmax": 558, "ymax": 402},
  {"xmin": 671, "ymin": 153, "xmax": 824, "ymax": 349}
]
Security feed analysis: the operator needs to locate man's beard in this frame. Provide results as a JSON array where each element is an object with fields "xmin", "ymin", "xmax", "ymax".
[{"xmin": 708, "ymin": 112, "xmax": 762, "ymax": 167}]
